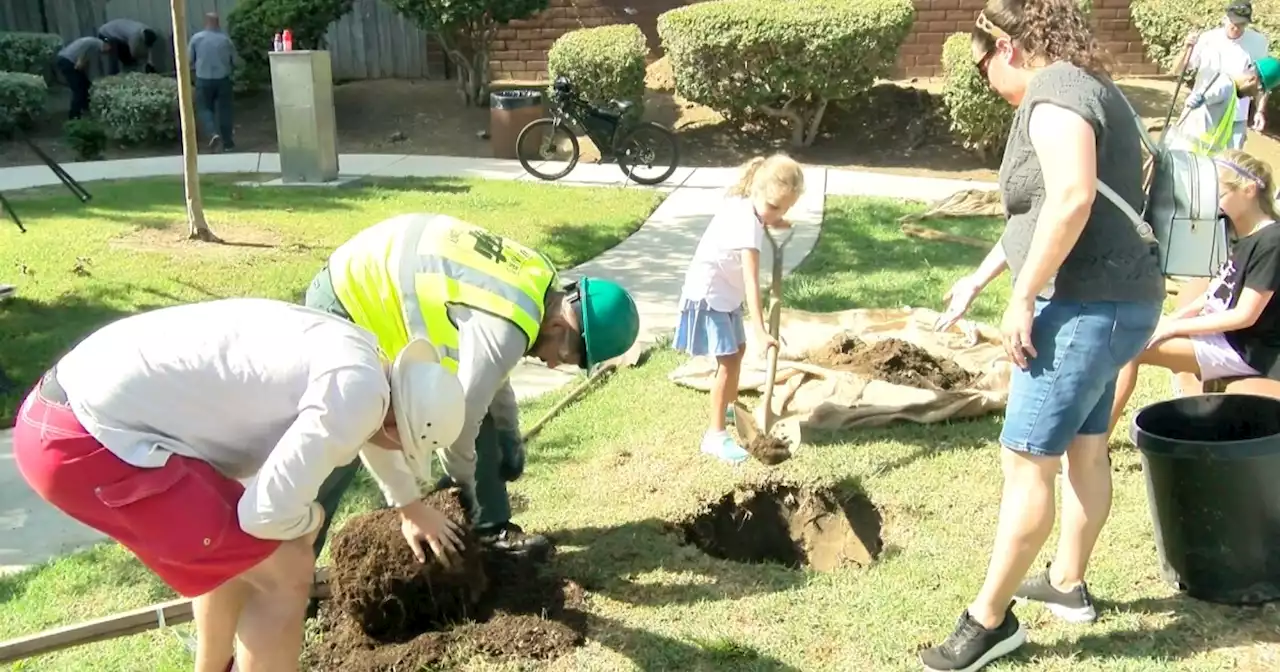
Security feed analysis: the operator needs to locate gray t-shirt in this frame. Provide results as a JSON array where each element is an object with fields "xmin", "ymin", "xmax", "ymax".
[
  {"xmin": 58, "ymin": 37, "xmax": 104, "ymax": 67},
  {"xmin": 98, "ymin": 19, "xmax": 150, "ymax": 56},
  {"xmin": 189, "ymin": 29, "xmax": 237, "ymax": 80},
  {"xmin": 998, "ymin": 61, "xmax": 1165, "ymax": 303}
]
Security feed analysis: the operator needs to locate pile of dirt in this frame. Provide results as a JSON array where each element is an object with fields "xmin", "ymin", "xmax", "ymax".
[
  {"xmin": 305, "ymin": 489, "xmax": 586, "ymax": 671},
  {"xmin": 806, "ymin": 333, "xmax": 976, "ymax": 391},
  {"xmin": 678, "ymin": 483, "xmax": 882, "ymax": 572},
  {"xmin": 745, "ymin": 434, "xmax": 792, "ymax": 465}
]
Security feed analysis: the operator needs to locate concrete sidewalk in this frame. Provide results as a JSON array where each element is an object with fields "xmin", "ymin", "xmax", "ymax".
[{"xmin": 0, "ymin": 153, "xmax": 994, "ymax": 571}]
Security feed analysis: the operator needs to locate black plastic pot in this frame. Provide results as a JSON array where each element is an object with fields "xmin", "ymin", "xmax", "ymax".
[{"xmin": 1132, "ymin": 393, "xmax": 1280, "ymax": 605}]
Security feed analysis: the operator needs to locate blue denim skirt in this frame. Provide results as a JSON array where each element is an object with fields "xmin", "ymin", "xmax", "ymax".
[{"xmin": 674, "ymin": 299, "xmax": 747, "ymax": 357}]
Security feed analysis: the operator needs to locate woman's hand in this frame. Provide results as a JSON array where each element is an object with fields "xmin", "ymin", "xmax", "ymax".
[
  {"xmin": 935, "ymin": 275, "xmax": 984, "ymax": 332},
  {"xmin": 1000, "ymin": 299, "xmax": 1038, "ymax": 370},
  {"xmin": 398, "ymin": 500, "xmax": 464, "ymax": 567},
  {"xmin": 755, "ymin": 324, "xmax": 779, "ymax": 353},
  {"xmin": 1146, "ymin": 316, "xmax": 1180, "ymax": 349}
]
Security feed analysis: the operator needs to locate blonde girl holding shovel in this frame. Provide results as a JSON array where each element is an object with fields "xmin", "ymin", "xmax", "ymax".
[{"xmin": 674, "ymin": 154, "xmax": 804, "ymax": 464}]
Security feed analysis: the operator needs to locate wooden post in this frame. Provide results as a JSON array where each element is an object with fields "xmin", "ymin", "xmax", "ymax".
[{"xmin": 169, "ymin": 0, "xmax": 219, "ymax": 242}]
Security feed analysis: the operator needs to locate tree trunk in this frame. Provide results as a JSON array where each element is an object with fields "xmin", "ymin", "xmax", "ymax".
[
  {"xmin": 762, "ymin": 97, "xmax": 830, "ymax": 148},
  {"xmin": 170, "ymin": 0, "xmax": 220, "ymax": 242}
]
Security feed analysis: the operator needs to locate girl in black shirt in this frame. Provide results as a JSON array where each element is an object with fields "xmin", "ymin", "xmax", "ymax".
[{"xmin": 1109, "ymin": 149, "xmax": 1280, "ymax": 436}]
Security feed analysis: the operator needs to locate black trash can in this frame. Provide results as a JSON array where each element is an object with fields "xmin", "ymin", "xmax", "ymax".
[
  {"xmin": 489, "ymin": 90, "xmax": 545, "ymax": 160},
  {"xmin": 1132, "ymin": 393, "xmax": 1280, "ymax": 605}
]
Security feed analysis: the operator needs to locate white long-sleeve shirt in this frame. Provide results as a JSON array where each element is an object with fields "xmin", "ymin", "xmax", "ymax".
[{"xmin": 55, "ymin": 298, "xmax": 420, "ymax": 541}]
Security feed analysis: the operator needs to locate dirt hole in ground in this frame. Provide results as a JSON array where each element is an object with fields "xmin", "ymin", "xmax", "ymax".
[
  {"xmin": 806, "ymin": 333, "xmax": 976, "ymax": 391},
  {"xmin": 304, "ymin": 489, "xmax": 586, "ymax": 671},
  {"xmin": 679, "ymin": 483, "xmax": 883, "ymax": 572}
]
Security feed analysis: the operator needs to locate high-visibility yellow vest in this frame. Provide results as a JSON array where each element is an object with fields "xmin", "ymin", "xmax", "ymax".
[
  {"xmin": 327, "ymin": 214, "xmax": 559, "ymax": 373},
  {"xmin": 1191, "ymin": 85, "xmax": 1239, "ymax": 156}
]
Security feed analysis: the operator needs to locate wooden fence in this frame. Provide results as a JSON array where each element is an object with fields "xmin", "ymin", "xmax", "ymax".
[{"xmin": 0, "ymin": 0, "xmax": 446, "ymax": 81}]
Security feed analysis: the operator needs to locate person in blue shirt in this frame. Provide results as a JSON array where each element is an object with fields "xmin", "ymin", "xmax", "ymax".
[{"xmin": 189, "ymin": 13, "xmax": 239, "ymax": 152}]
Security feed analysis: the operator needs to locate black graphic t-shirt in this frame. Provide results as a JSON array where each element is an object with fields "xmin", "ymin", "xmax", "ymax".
[{"xmin": 1210, "ymin": 222, "xmax": 1280, "ymax": 377}]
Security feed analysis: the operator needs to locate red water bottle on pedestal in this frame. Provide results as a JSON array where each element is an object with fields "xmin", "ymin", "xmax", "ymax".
[{"xmin": 282, "ymin": 29, "xmax": 293, "ymax": 52}]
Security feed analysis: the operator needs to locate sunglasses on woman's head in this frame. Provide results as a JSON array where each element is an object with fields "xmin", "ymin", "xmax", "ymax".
[{"xmin": 973, "ymin": 12, "xmax": 1011, "ymax": 83}]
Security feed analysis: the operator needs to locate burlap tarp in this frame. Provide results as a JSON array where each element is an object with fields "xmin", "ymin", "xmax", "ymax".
[{"xmin": 668, "ymin": 307, "xmax": 1015, "ymax": 431}]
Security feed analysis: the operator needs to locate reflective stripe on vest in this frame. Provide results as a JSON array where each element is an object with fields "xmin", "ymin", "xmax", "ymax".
[
  {"xmin": 328, "ymin": 214, "xmax": 557, "ymax": 373},
  {"xmin": 1192, "ymin": 87, "xmax": 1239, "ymax": 156}
]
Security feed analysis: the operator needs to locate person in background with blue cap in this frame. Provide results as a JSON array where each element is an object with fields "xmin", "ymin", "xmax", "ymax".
[
  {"xmin": 1175, "ymin": 1, "xmax": 1271, "ymax": 148},
  {"xmin": 303, "ymin": 213, "xmax": 642, "ymax": 563}
]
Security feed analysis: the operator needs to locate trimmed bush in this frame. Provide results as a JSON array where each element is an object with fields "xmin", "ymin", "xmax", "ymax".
[
  {"xmin": 547, "ymin": 25, "xmax": 647, "ymax": 108},
  {"xmin": 658, "ymin": 0, "xmax": 914, "ymax": 148},
  {"xmin": 90, "ymin": 73, "xmax": 179, "ymax": 145},
  {"xmin": 228, "ymin": 0, "xmax": 354, "ymax": 90},
  {"xmin": 0, "ymin": 72, "xmax": 48, "ymax": 138},
  {"xmin": 940, "ymin": 32, "xmax": 1012, "ymax": 160},
  {"xmin": 0, "ymin": 32, "xmax": 62, "ymax": 76},
  {"xmin": 64, "ymin": 118, "xmax": 108, "ymax": 161}
]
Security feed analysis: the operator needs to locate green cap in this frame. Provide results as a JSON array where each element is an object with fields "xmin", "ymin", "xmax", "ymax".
[
  {"xmin": 1257, "ymin": 56, "xmax": 1280, "ymax": 92},
  {"xmin": 575, "ymin": 276, "xmax": 640, "ymax": 369}
]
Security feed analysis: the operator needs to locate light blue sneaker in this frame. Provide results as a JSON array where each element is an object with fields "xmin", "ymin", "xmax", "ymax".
[{"xmin": 701, "ymin": 431, "xmax": 749, "ymax": 464}]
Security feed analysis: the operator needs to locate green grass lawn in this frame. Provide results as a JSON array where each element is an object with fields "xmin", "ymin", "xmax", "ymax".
[
  {"xmin": 0, "ymin": 175, "xmax": 663, "ymax": 426},
  {"xmin": 4, "ymin": 195, "xmax": 1279, "ymax": 671}
]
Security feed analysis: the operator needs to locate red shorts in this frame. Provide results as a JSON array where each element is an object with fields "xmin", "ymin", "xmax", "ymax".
[{"xmin": 12, "ymin": 378, "xmax": 280, "ymax": 597}]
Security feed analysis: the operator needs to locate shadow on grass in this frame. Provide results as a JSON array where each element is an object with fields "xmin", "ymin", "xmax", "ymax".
[
  {"xmin": 548, "ymin": 518, "xmax": 807, "ymax": 607},
  {"xmin": 0, "ymin": 542, "xmax": 174, "ymax": 608},
  {"xmin": 588, "ymin": 613, "xmax": 803, "ymax": 672},
  {"xmin": 802, "ymin": 413, "xmax": 1004, "ymax": 479},
  {"xmin": 0, "ymin": 291, "xmax": 174, "ymax": 426},
  {"xmin": 1026, "ymin": 594, "xmax": 1280, "ymax": 664}
]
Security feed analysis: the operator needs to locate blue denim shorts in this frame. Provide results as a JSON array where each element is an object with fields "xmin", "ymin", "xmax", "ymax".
[
  {"xmin": 1000, "ymin": 299, "xmax": 1161, "ymax": 457},
  {"xmin": 674, "ymin": 299, "xmax": 747, "ymax": 357}
]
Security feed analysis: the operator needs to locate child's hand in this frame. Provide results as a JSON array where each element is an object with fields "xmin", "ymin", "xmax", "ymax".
[{"xmin": 755, "ymin": 325, "xmax": 779, "ymax": 353}]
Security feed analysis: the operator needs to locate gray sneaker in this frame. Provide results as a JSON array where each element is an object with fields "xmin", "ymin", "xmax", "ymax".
[{"xmin": 1014, "ymin": 565, "xmax": 1097, "ymax": 623}]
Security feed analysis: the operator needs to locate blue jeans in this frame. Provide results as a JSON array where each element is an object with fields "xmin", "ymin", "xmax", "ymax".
[
  {"xmin": 195, "ymin": 77, "xmax": 234, "ymax": 148},
  {"xmin": 1000, "ymin": 299, "xmax": 1161, "ymax": 457}
]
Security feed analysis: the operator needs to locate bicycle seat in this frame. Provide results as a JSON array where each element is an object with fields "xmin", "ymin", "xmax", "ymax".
[{"xmin": 612, "ymin": 99, "xmax": 635, "ymax": 113}]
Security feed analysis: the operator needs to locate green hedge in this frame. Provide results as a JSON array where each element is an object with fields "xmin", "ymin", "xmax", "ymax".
[
  {"xmin": 0, "ymin": 32, "xmax": 62, "ymax": 76},
  {"xmin": 90, "ymin": 73, "xmax": 179, "ymax": 145},
  {"xmin": 228, "ymin": 0, "xmax": 354, "ymax": 89},
  {"xmin": 0, "ymin": 72, "xmax": 48, "ymax": 137},
  {"xmin": 547, "ymin": 25, "xmax": 647, "ymax": 108},
  {"xmin": 940, "ymin": 33, "xmax": 1012, "ymax": 160},
  {"xmin": 658, "ymin": 0, "xmax": 914, "ymax": 148}
]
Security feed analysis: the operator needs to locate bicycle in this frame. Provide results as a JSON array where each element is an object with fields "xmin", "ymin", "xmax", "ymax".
[{"xmin": 516, "ymin": 76, "xmax": 680, "ymax": 186}]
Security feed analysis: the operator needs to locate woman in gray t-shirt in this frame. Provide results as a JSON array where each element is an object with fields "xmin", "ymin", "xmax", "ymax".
[{"xmin": 921, "ymin": 1, "xmax": 1164, "ymax": 670}]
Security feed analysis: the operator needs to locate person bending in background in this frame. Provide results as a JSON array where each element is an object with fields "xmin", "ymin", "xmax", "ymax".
[
  {"xmin": 1174, "ymin": 1, "xmax": 1270, "ymax": 147},
  {"xmin": 1110, "ymin": 150, "xmax": 1280, "ymax": 437},
  {"xmin": 97, "ymin": 18, "xmax": 159, "ymax": 75},
  {"xmin": 55, "ymin": 36, "xmax": 109, "ymax": 119},
  {"xmin": 1168, "ymin": 56, "xmax": 1280, "ymax": 155}
]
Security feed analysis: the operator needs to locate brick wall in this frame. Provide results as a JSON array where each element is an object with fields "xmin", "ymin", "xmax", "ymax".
[{"xmin": 491, "ymin": 0, "xmax": 1159, "ymax": 82}]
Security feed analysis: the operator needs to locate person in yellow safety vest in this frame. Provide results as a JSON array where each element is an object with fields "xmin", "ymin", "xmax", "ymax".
[
  {"xmin": 1171, "ymin": 56, "xmax": 1280, "ymax": 155},
  {"xmin": 302, "ymin": 213, "xmax": 641, "ymax": 562}
]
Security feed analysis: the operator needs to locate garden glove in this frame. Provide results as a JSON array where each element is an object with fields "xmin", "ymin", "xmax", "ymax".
[
  {"xmin": 498, "ymin": 429, "xmax": 526, "ymax": 482},
  {"xmin": 1185, "ymin": 91, "xmax": 1207, "ymax": 110}
]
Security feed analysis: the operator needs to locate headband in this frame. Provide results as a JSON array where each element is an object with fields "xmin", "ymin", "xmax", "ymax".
[{"xmin": 1215, "ymin": 158, "xmax": 1267, "ymax": 189}]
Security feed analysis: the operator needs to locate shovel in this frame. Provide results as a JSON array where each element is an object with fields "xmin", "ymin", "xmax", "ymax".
[{"xmin": 733, "ymin": 226, "xmax": 801, "ymax": 464}]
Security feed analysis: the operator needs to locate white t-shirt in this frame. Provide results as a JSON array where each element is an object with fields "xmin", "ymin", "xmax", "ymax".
[
  {"xmin": 1191, "ymin": 27, "xmax": 1270, "ymax": 123},
  {"xmin": 54, "ymin": 298, "xmax": 416, "ymax": 541},
  {"xmin": 679, "ymin": 196, "xmax": 765, "ymax": 312}
]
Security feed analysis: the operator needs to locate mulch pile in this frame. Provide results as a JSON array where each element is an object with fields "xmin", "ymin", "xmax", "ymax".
[
  {"xmin": 806, "ymin": 333, "xmax": 976, "ymax": 391},
  {"xmin": 304, "ymin": 489, "xmax": 586, "ymax": 671}
]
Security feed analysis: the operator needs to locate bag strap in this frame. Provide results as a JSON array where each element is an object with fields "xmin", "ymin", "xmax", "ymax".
[{"xmin": 1096, "ymin": 179, "xmax": 1159, "ymax": 244}]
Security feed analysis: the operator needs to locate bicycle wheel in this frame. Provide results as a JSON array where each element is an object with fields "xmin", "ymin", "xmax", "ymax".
[
  {"xmin": 616, "ymin": 122, "xmax": 680, "ymax": 185},
  {"xmin": 517, "ymin": 119, "xmax": 580, "ymax": 181}
]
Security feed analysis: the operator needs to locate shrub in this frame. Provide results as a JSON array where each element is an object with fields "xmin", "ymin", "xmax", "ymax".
[
  {"xmin": 228, "ymin": 0, "xmax": 355, "ymax": 90},
  {"xmin": 547, "ymin": 25, "xmax": 648, "ymax": 109},
  {"xmin": 0, "ymin": 32, "xmax": 62, "ymax": 76},
  {"xmin": 658, "ymin": 0, "xmax": 915, "ymax": 147},
  {"xmin": 90, "ymin": 73, "xmax": 179, "ymax": 145},
  {"xmin": 940, "ymin": 33, "xmax": 1012, "ymax": 161},
  {"xmin": 0, "ymin": 72, "xmax": 48, "ymax": 138},
  {"xmin": 64, "ymin": 119, "xmax": 107, "ymax": 161}
]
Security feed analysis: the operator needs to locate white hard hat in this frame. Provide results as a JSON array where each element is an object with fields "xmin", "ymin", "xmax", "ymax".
[{"xmin": 390, "ymin": 339, "xmax": 466, "ymax": 484}]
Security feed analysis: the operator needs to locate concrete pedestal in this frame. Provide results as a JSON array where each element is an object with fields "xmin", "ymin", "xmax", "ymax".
[{"xmin": 269, "ymin": 50, "xmax": 340, "ymax": 183}]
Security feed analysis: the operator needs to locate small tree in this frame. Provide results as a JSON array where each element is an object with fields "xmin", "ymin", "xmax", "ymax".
[{"xmin": 385, "ymin": 0, "xmax": 550, "ymax": 106}]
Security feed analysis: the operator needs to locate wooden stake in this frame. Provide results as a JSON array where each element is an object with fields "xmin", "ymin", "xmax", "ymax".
[{"xmin": 0, "ymin": 568, "xmax": 328, "ymax": 664}]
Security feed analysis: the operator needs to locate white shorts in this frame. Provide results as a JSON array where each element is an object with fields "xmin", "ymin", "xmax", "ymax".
[{"xmin": 1191, "ymin": 331, "xmax": 1259, "ymax": 381}]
